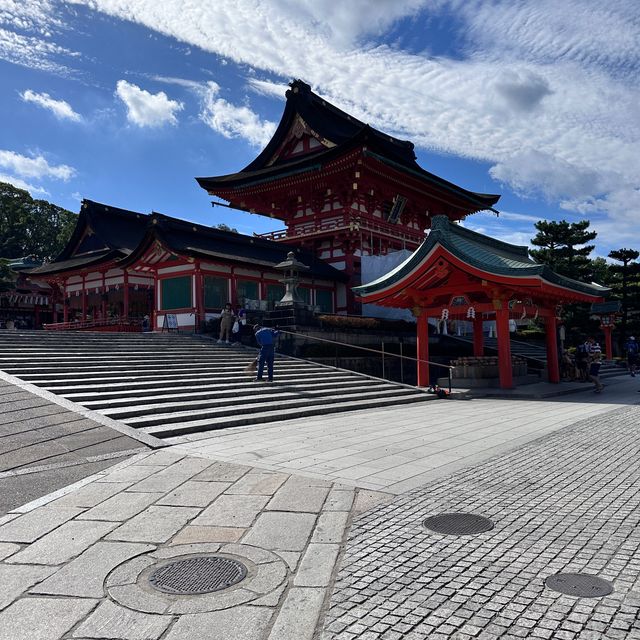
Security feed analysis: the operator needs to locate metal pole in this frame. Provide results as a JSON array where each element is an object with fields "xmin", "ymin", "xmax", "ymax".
[
  {"xmin": 381, "ymin": 341, "xmax": 385, "ymax": 379},
  {"xmin": 399, "ymin": 340, "xmax": 404, "ymax": 383},
  {"xmin": 448, "ymin": 368, "xmax": 452, "ymax": 394}
]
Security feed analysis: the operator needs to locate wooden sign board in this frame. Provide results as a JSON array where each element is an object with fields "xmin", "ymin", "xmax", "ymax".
[{"xmin": 162, "ymin": 314, "xmax": 179, "ymax": 332}]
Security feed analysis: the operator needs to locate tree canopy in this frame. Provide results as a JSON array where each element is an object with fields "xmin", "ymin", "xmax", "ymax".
[
  {"xmin": 0, "ymin": 182, "xmax": 77, "ymax": 261},
  {"xmin": 530, "ymin": 219, "xmax": 597, "ymax": 281}
]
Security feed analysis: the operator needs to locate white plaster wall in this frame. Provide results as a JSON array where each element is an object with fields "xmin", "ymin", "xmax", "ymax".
[{"xmin": 360, "ymin": 250, "xmax": 415, "ymax": 322}]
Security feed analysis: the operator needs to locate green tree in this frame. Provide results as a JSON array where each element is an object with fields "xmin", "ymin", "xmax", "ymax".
[
  {"xmin": 0, "ymin": 258, "xmax": 15, "ymax": 292},
  {"xmin": 0, "ymin": 181, "xmax": 77, "ymax": 260},
  {"xmin": 530, "ymin": 219, "xmax": 597, "ymax": 281},
  {"xmin": 214, "ymin": 223, "xmax": 238, "ymax": 233},
  {"xmin": 608, "ymin": 248, "xmax": 640, "ymax": 344}
]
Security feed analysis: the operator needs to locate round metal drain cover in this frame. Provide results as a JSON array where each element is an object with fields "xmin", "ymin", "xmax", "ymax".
[
  {"xmin": 149, "ymin": 556, "xmax": 247, "ymax": 595},
  {"xmin": 545, "ymin": 573, "xmax": 613, "ymax": 598},
  {"xmin": 423, "ymin": 513, "xmax": 494, "ymax": 535}
]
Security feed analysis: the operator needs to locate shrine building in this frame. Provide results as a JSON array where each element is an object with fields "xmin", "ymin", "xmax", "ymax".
[
  {"xmin": 354, "ymin": 215, "xmax": 608, "ymax": 389},
  {"xmin": 197, "ymin": 79, "xmax": 500, "ymax": 314},
  {"xmin": 26, "ymin": 79, "xmax": 609, "ymax": 390},
  {"xmin": 28, "ymin": 200, "xmax": 346, "ymax": 331}
]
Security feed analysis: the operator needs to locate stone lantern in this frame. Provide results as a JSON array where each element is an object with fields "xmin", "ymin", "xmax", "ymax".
[{"xmin": 274, "ymin": 251, "xmax": 309, "ymax": 307}]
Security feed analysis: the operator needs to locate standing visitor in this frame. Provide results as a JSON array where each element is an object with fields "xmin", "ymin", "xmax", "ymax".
[
  {"xmin": 625, "ymin": 336, "xmax": 638, "ymax": 377},
  {"xmin": 253, "ymin": 324, "xmax": 280, "ymax": 382},
  {"xmin": 575, "ymin": 339, "xmax": 590, "ymax": 382},
  {"xmin": 584, "ymin": 337, "xmax": 603, "ymax": 393},
  {"xmin": 217, "ymin": 303, "xmax": 235, "ymax": 344},
  {"xmin": 233, "ymin": 305, "xmax": 246, "ymax": 344}
]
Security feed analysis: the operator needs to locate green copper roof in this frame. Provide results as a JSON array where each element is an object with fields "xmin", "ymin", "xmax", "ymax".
[{"xmin": 355, "ymin": 215, "xmax": 609, "ymax": 299}]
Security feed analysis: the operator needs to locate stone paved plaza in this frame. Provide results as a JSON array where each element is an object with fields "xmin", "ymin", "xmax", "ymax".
[{"xmin": 0, "ymin": 375, "xmax": 638, "ymax": 639}]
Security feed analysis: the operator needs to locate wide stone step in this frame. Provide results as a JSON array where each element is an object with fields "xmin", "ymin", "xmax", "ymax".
[
  {"xmin": 100, "ymin": 383, "xmax": 404, "ymax": 419},
  {"xmin": 4, "ymin": 360, "xmax": 310, "ymax": 376},
  {"xmin": 124, "ymin": 387, "xmax": 422, "ymax": 428},
  {"xmin": 146, "ymin": 393, "xmax": 433, "ymax": 439},
  {"xmin": 39, "ymin": 369, "xmax": 353, "ymax": 391},
  {"xmin": 61, "ymin": 375, "xmax": 369, "ymax": 402},
  {"xmin": 78, "ymin": 379, "xmax": 386, "ymax": 408},
  {"xmin": 21, "ymin": 364, "xmax": 334, "ymax": 386}
]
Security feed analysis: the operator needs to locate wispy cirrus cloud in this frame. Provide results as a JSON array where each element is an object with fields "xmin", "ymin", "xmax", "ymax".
[
  {"xmin": 0, "ymin": 149, "xmax": 76, "ymax": 180},
  {"xmin": 8, "ymin": 0, "xmax": 639, "ymax": 246},
  {"xmin": 20, "ymin": 89, "xmax": 83, "ymax": 122},
  {"xmin": 115, "ymin": 80, "xmax": 183, "ymax": 127}
]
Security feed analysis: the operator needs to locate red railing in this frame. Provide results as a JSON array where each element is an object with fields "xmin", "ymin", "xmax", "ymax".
[
  {"xmin": 256, "ymin": 213, "xmax": 424, "ymax": 245},
  {"xmin": 44, "ymin": 318, "xmax": 144, "ymax": 332}
]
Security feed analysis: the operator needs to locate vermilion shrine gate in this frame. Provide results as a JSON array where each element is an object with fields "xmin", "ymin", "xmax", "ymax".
[{"xmin": 354, "ymin": 216, "xmax": 608, "ymax": 389}]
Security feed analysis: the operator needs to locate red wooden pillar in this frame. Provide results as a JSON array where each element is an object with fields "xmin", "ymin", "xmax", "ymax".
[
  {"xmin": 62, "ymin": 279, "xmax": 68, "ymax": 323},
  {"xmin": 194, "ymin": 268, "xmax": 204, "ymax": 332},
  {"xmin": 545, "ymin": 314, "xmax": 560, "ymax": 383},
  {"xmin": 602, "ymin": 325, "xmax": 613, "ymax": 360},
  {"xmin": 416, "ymin": 311, "xmax": 430, "ymax": 387},
  {"xmin": 123, "ymin": 272, "xmax": 130, "ymax": 319},
  {"xmin": 101, "ymin": 272, "xmax": 107, "ymax": 319},
  {"xmin": 473, "ymin": 316, "xmax": 484, "ymax": 357},
  {"xmin": 495, "ymin": 306, "xmax": 513, "ymax": 389},
  {"xmin": 52, "ymin": 290, "xmax": 59, "ymax": 324}
]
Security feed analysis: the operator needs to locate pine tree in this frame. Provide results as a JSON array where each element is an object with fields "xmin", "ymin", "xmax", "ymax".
[
  {"xmin": 608, "ymin": 248, "xmax": 640, "ymax": 344},
  {"xmin": 530, "ymin": 219, "xmax": 597, "ymax": 281}
]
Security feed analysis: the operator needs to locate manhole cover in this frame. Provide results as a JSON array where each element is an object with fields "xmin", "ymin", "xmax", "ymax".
[
  {"xmin": 545, "ymin": 573, "xmax": 614, "ymax": 598},
  {"xmin": 423, "ymin": 513, "xmax": 494, "ymax": 535},
  {"xmin": 149, "ymin": 556, "xmax": 248, "ymax": 594}
]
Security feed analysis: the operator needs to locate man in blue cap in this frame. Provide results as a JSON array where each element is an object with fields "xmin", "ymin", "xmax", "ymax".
[{"xmin": 253, "ymin": 324, "xmax": 280, "ymax": 383}]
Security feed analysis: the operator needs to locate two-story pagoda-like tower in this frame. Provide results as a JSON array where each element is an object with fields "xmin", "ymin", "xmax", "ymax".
[{"xmin": 197, "ymin": 80, "xmax": 500, "ymax": 313}]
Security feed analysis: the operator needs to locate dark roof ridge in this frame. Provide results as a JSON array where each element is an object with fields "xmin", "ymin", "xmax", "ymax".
[{"xmin": 431, "ymin": 215, "xmax": 531, "ymax": 260}]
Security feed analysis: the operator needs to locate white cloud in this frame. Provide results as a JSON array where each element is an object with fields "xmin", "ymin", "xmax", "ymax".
[
  {"xmin": 0, "ymin": 149, "xmax": 76, "ymax": 180},
  {"xmin": 0, "ymin": 1, "xmax": 78, "ymax": 74},
  {"xmin": 20, "ymin": 89, "xmax": 82, "ymax": 122},
  {"xmin": 56, "ymin": 1, "xmax": 640, "ymax": 245},
  {"xmin": 115, "ymin": 80, "xmax": 183, "ymax": 127},
  {"xmin": 200, "ymin": 82, "xmax": 276, "ymax": 149},
  {"xmin": 154, "ymin": 76, "xmax": 277, "ymax": 148},
  {"xmin": 0, "ymin": 173, "xmax": 49, "ymax": 196}
]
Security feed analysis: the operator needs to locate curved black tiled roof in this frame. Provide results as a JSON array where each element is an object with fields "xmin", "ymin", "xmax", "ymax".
[{"xmin": 197, "ymin": 80, "xmax": 500, "ymax": 211}]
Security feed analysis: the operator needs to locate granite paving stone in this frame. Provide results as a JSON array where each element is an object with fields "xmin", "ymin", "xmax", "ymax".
[
  {"xmin": 170, "ymin": 524, "xmax": 245, "ymax": 544},
  {"xmin": 96, "ymin": 464, "xmax": 165, "ymax": 484},
  {"xmin": 31, "ymin": 541, "xmax": 155, "ymax": 597},
  {"xmin": 0, "ymin": 542, "xmax": 19, "ymax": 560},
  {"xmin": 6, "ymin": 519, "xmax": 117, "ymax": 565},
  {"xmin": 71, "ymin": 599, "xmax": 171, "ymax": 639},
  {"xmin": 242, "ymin": 511, "xmax": 318, "ymax": 551},
  {"xmin": 294, "ymin": 543, "xmax": 341, "ymax": 587},
  {"xmin": 51, "ymin": 479, "xmax": 134, "ymax": 508},
  {"xmin": 0, "ymin": 563, "xmax": 57, "ymax": 610},
  {"xmin": 77, "ymin": 490, "xmax": 163, "ymax": 521},
  {"xmin": 225, "ymin": 470, "xmax": 289, "ymax": 495},
  {"xmin": 0, "ymin": 505, "xmax": 84, "ymax": 543},
  {"xmin": 266, "ymin": 478, "xmax": 330, "ymax": 512},
  {"xmin": 163, "ymin": 605, "xmax": 273, "ymax": 640},
  {"xmin": 322, "ymin": 404, "xmax": 640, "ymax": 639},
  {"xmin": 191, "ymin": 494, "xmax": 269, "ymax": 527},
  {"xmin": 267, "ymin": 587, "xmax": 326, "ymax": 640},
  {"xmin": 0, "ymin": 596, "xmax": 98, "ymax": 640},
  {"xmin": 106, "ymin": 505, "xmax": 200, "ymax": 543},
  {"xmin": 191, "ymin": 460, "xmax": 251, "ymax": 482},
  {"xmin": 156, "ymin": 480, "xmax": 230, "ymax": 506},
  {"xmin": 311, "ymin": 511, "xmax": 350, "ymax": 544}
]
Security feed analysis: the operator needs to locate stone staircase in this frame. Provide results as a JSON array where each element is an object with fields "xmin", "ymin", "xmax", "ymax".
[
  {"xmin": 0, "ymin": 331, "xmax": 433, "ymax": 440},
  {"xmin": 452, "ymin": 335, "xmax": 626, "ymax": 380}
]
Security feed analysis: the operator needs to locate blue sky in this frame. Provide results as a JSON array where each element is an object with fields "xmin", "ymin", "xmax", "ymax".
[{"xmin": 1, "ymin": 0, "xmax": 639, "ymax": 255}]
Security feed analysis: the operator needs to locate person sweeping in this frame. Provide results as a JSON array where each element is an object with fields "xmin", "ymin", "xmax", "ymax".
[{"xmin": 251, "ymin": 324, "xmax": 280, "ymax": 383}]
